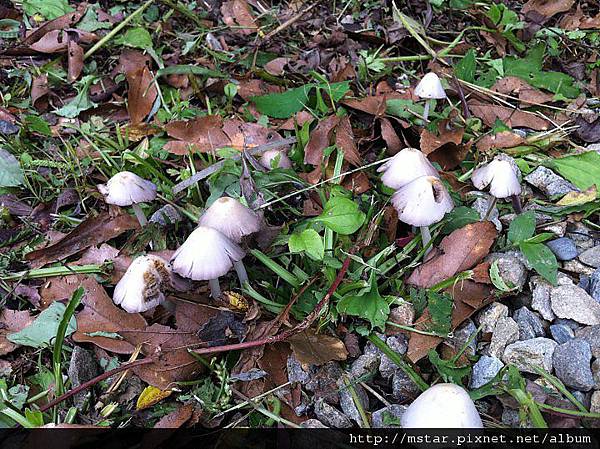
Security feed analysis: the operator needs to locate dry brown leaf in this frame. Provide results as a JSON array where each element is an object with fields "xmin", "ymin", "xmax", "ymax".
[
  {"xmin": 72, "ymin": 276, "xmax": 147, "ymax": 354},
  {"xmin": 491, "ymin": 77, "xmax": 554, "ymax": 105},
  {"xmin": 288, "ymin": 331, "xmax": 348, "ymax": 367},
  {"xmin": 31, "ymin": 75, "xmax": 49, "ymax": 110},
  {"xmin": 116, "ymin": 49, "xmax": 152, "ymax": 76},
  {"xmin": 153, "ymin": 403, "xmax": 194, "ymax": 428},
  {"xmin": 304, "ymin": 115, "xmax": 361, "ymax": 168},
  {"xmin": 522, "ymin": 0, "xmax": 574, "ymax": 19},
  {"xmin": 335, "ymin": 115, "xmax": 362, "ymax": 166},
  {"xmin": 22, "ymin": 11, "xmax": 84, "ymax": 46},
  {"xmin": 420, "ymin": 121, "xmax": 468, "ymax": 170},
  {"xmin": 379, "ymin": 118, "xmax": 403, "ymax": 154},
  {"xmin": 126, "ymin": 65, "xmax": 158, "ymax": 125},
  {"xmin": 279, "ymin": 111, "xmax": 315, "ymax": 131},
  {"xmin": 560, "ymin": 6, "xmax": 600, "ymax": 30},
  {"xmin": 476, "ymin": 130, "xmax": 526, "ymax": 152},
  {"xmin": 24, "ymin": 211, "xmax": 139, "ymax": 268},
  {"xmin": 468, "ymin": 101, "xmax": 551, "ymax": 131},
  {"xmin": 264, "ymin": 57, "xmax": 290, "ymax": 76},
  {"xmin": 237, "ymin": 79, "xmax": 282, "ymax": 101},
  {"xmin": 0, "ymin": 310, "xmax": 34, "ymax": 356},
  {"xmin": 29, "ymin": 29, "xmax": 97, "ymax": 53},
  {"xmin": 67, "ymin": 32, "xmax": 84, "ymax": 82},
  {"xmin": 222, "ymin": 119, "xmax": 282, "ymax": 150},
  {"xmin": 221, "ymin": 0, "xmax": 257, "ymax": 35},
  {"xmin": 164, "ymin": 116, "xmax": 230, "ymax": 154},
  {"xmin": 341, "ymin": 171, "xmax": 371, "ymax": 195},
  {"xmin": 407, "ymin": 221, "xmax": 497, "ymax": 288}
]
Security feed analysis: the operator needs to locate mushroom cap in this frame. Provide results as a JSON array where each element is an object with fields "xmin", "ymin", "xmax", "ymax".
[
  {"xmin": 390, "ymin": 176, "xmax": 454, "ymax": 227},
  {"xmin": 260, "ymin": 149, "xmax": 293, "ymax": 170},
  {"xmin": 414, "ymin": 72, "xmax": 447, "ymax": 100},
  {"xmin": 113, "ymin": 255, "xmax": 171, "ymax": 313},
  {"xmin": 472, "ymin": 155, "xmax": 522, "ymax": 199},
  {"xmin": 401, "ymin": 383, "xmax": 483, "ymax": 428},
  {"xmin": 377, "ymin": 148, "xmax": 439, "ymax": 190},
  {"xmin": 97, "ymin": 171, "xmax": 157, "ymax": 206},
  {"xmin": 170, "ymin": 226, "xmax": 245, "ymax": 281},
  {"xmin": 198, "ymin": 197, "xmax": 261, "ymax": 243}
]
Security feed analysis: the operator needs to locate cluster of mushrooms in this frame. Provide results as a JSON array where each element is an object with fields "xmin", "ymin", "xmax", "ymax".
[{"xmin": 93, "ymin": 72, "xmax": 530, "ymax": 428}]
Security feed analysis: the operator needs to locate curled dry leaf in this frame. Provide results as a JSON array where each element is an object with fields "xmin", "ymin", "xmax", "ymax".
[
  {"xmin": 24, "ymin": 211, "xmax": 139, "ymax": 268},
  {"xmin": 221, "ymin": 0, "xmax": 257, "ymax": 35},
  {"xmin": 164, "ymin": 115, "xmax": 230, "ymax": 154},
  {"xmin": 476, "ymin": 130, "xmax": 526, "ymax": 152},
  {"xmin": 0, "ymin": 310, "xmax": 34, "ymax": 356},
  {"xmin": 264, "ymin": 57, "xmax": 290, "ymax": 76},
  {"xmin": 560, "ymin": 6, "xmax": 600, "ymax": 30},
  {"xmin": 304, "ymin": 115, "xmax": 361, "ymax": 168},
  {"xmin": 491, "ymin": 77, "xmax": 554, "ymax": 106},
  {"xmin": 126, "ymin": 65, "xmax": 158, "ymax": 125},
  {"xmin": 31, "ymin": 75, "xmax": 50, "ymax": 110},
  {"xmin": 407, "ymin": 221, "xmax": 498, "ymax": 288},
  {"xmin": 522, "ymin": 0, "xmax": 574, "ymax": 20},
  {"xmin": 72, "ymin": 276, "xmax": 147, "ymax": 354},
  {"xmin": 288, "ymin": 330, "xmax": 348, "ymax": 367},
  {"xmin": 67, "ymin": 32, "xmax": 84, "ymax": 82},
  {"xmin": 420, "ymin": 121, "xmax": 468, "ymax": 170},
  {"xmin": 29, "ymin": 29, "xmax": 97, "ymax": 54},
  {"xmin": 222, "ymin": 119, "xmax": 282, "ymax": 150},
  {"xmin": 468, "ymin": 101, "xmax": 551, "ymax": 131},
  {"xmin": 21, "ymin": 11, "xmax": 84, "ymax": 46},
  {"xmin": 153, "ymin": 403, "xmax": 194, "ymax": 428}
]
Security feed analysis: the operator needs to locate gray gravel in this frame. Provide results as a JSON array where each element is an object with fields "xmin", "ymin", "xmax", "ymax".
[
  {"xmin": 514, "ymin": 307, "xmax": 545, "ymax": 341},
  {"xmin": 477, "ymin": 302, "xmax": 509, "ymax": 333},
  {"xmin": 371, "ymin": 405, "xmax": 407, "ymax": 428},
  {"xmin": 489, "ymin": 317, "xmax": 519, "ymax": 358},
  {"xmin": 524, "ymin": 166, "xmax": 578, "ymax": 196},
  {"xmin": 552, "ymin": 339, "xmax": 595, "ymax": 391},
  {"xmin": 579, "ymin": 246, "xmax": 600, "ymax": 268},
  {"xmin": 314, "ymin": 399, "xmax": 352, "ymax": 428},
  {"xmin": 486, "ymin": 253, "xmax": 528, "ymax": 290},
  {"xmin": 470, "ymin": 355, "xmax": 504, "ymax": 389},
  {"xmin": 549, "ymin": 324, "xmax": 575, "ymax": 344},
  {"xmin": 502, "ymin": 338, "xmax": 558, "ymax": 373},
  {"xmin": 550, "ymin": 284, "xmax": 600, "ymax": 325},
  {"xmin": 546, "ymin": 237, "xmax": 578, "ymax": 261},
  {"xmin": 590, "ymin": 268, "xmax": 600, "ymax": 302}
]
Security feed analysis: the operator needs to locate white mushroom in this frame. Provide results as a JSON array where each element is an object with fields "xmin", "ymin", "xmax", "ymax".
[
  {"xmin": 259, "ymin": 149, "xmax": 293, "ymax": 170},
  {"xmin": 472, "ymin": 153, "xmax": 522, "ymax": 216},
  {"xmin": 401, "ymin": 383, "xmax": 483, "ymax": 428},
  {"xmin": 198, "ymin": 196, "xmax": 261, "ymax": 285},
  {"xmin": 377, "ymin": 147, "xmax": 438, "ymax": 190},
  {"xmin": 97, "ymin": 171, "xmax": 157, "ymax": 227},
  {"xmin": 113, "ymin": 255, "xmax": 172, "ymax": 313},
  {"xmin": 391, "ymin": 175, "xmax": 454, "ymax": 252},
  {"xmin": 170, "ymin": 226, "xmax": 245, "ymax": 299},
  {"xmin": 414, "ymin": 72, "xmax": 447, "ymax": 122}
]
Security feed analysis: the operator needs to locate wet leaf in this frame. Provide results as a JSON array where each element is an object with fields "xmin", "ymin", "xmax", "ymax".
[{"xmin": 0, "ymin": 149, "xmax": 24, "ymax": 187}]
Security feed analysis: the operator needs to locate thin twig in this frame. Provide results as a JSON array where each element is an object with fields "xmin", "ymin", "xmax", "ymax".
[
  {"xmin": 262, "ymin": 2, "xmax": 320, "ymax": 41},
  {"xmin": 39, "ymin": 358, "xmax": 154, "ymax": 413}
]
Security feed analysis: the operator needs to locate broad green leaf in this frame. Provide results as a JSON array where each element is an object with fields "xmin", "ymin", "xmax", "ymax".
[
  {"xmin": 508, "ymin": 211, "xmax": 536, "ymax": 244},
  {"xmin": 7, "ymin": 302, "xmax": 77, "ymax": 348},
  {"xmin": 426, "ymin": 291, "xmax": 453, "ymax": 335},
  {"xmin": 116, "ymin": 27, "xmax": 153, "ymax": 49},
  {"xmin": 454, "ymin": 49, "xmax": 476, "ymax": 83},
  {"xmin": 442, "ymin": 206, "xmax": 479, "ymax": 234},
  {"xmin": 54, "ymin": 75, "xmax": 96, "ymax": 118},
  {"xmin": 289, "ymin": 229, "xmax": 324, "ymax": 260},
  {"xmin": 504, "ymin": 44, "xmax": 579, "ymax": 98},
  {"xmin": 78, "ymin": 8, "xmax": 113, "ymax": 32},
  {"xmin": 520, "ymin": 242, "xmax": 558, "ymax": 285},
  {"xmin": 24, "ymin": 115, "xmax": 52, "ymax": 136},
  {"xmin": 23, "ymin": 0, "xmax": 73, "ymax": 19},
  {"xmin": 315, "ymin": 195, "xmax": 365, "ymax": 235},
  {"xmin": 337, "ymin": 273, "xmax": 390, "ymax": 331},
  {"xmin": 428, "ymin": 349, "xmax": 471, "ymax": 384},
  {"xmin": 0, "ymin": 148, "xmax": 24, "ymax": 187},
  {"xmin": 385, "ymin": 99, "xmax": 425, "ymax": 120},
  {"xmin": 551, "ymin": 151, "xmax": 600, "ymax": 190}
]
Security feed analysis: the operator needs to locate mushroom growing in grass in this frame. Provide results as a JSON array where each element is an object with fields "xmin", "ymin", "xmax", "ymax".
[
  {"xmin": 472, "ymin": 153, "xmax": 522, "ymax": 216},
  {"xmin": 259, "ymin": 149, "xmax": 293, "ymax": 170},
  {"xmin": 377, "ymin": 147, "xmax": 438, "ymax": 190},
  {"xmin": 198, "ymin": 196, "xmax": 261, "ymax": 284},
  {"xmin": 414, "ymin": 72, "xmax": 447, "ymax": 122},
  {"xmin": 391, "ymin": 175, "xmax": 454, "ymax": 252},
  {"xmin": 401, "ymin": 383, "xmax": 483, "ymax": 428},
  {"xmin": 97, "ymin": 171, "xmax": 157, "ymax": 227},
  {"xmin": 113, "ymin": 255, "xmax": 172, "ymax": 313},
  {"xmin": 170, "ymin": 226, "xmax": 245, "ymax": 299}
]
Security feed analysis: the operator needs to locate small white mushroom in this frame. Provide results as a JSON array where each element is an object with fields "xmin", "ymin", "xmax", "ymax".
[
  {"xmin": 472, "ymin": 154, "xmax": 522, "ymax": 215},
  {"xmin": 97, "ymin": 171, "xmax": 157, "ymax": 227},
  {"xmin": 414, "ymin": 72, "xmax": 447, "ymax": 122},
  {"xmin": 198, "ymin": 196, "xmax": 261, "ymax": 285},
  {"xmin": 113, "ymin": 255, "xmax": 172, "ymax": 313},
  {"xmin": 170, "ymin": 226, "xmax": 245, "ymax": 299},
  {"xmin": 377, "ymin": 147, "xmax": 438, "ymax": 190},
  {"xmin": 401, "ymin": 383, "xmax": 483, "ymax": 428},
  {"xmin": 391, "ymin": 175, "xmax": 454, "ymax": 251},
  {"xmin": 259, "ymin": 149, "xmax": 293, "ymax": 170}
]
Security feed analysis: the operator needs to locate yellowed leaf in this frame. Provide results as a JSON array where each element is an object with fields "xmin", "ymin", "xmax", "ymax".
[
  {"xmin": 136, "ymin": 385, "xmax": 172, "ymax": 410},
  {"xmin": 557, "ymin": 185, "xmax": 598, "ymax": 206}
]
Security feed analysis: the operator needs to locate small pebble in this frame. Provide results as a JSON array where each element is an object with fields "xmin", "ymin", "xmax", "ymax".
[
  {"xmin": 552, "ymin": 339, "xmax": 595, "ymax": 391},
  {"xmin": 513, "ymin": 307, "xmax": 545, "ymax": 340},
  {"xmin": 371, "ymin": 405, "xmax": 407, "ymax": 428},
  {"xmin": 549, "ymin": 324, "xmax": 575, "ymax": 344},
  {"xmin": 524, "ymin": 166, "xmax": 578, "ymax": 197},
  {"xmin": 579, "ymin": 246, "xmax": 600, "ymax": 268},
  {"xmin": 590, "ymin": 268, "xmax": 600, "ymax": 302},
  {"xmin": 470, "ymin": 355, "xmax": 504, "ymax": 389},
  {"xmin": 546, "ymin": 237, "xmax": 578, "ymax": 261}
]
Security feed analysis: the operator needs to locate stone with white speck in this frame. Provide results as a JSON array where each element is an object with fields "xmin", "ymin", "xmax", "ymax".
[
  {"xmin": 489, "ymin": 317, "xmax": 520, "ymax": 358},
  {"xmin": 502, "ymin": 338, "xmax": 558, "ymax": 373},
  {"xmin": 514, "ymin": 307, "xmax": 545, "ymax": 340},
  {"xmin": 550, "ymin": 284, "xmax": 600, "ymax": 325},
  {"xmin": 486, "ymin": 253, "xmax": 528, "ymax": 290},
  {"xmin": 546, "ymin": 238, "xmax": 578, "ymax": 261},
  {"xmin": 552, "ymin": 339, "xmax": 595, "ymax": 391},
  {"xmin": 529, "ymin": 276, "xmax": 555, "ymax": 321},
  {"xmin": 476, "ymin": 302, "xmax": 509, "ymax": 334},
  {"xmin": 524, "ymin": 166, "xmax": 578, "ymax": 196},
  {"xmin": 590, "ymin": 268, "xmax": 600, "ymax": 302},
  {"xmin": 469, "ymin": 355, "xmax": 504, "ymax": 389},
  {"xmin": 314, "ymin": 399, "xmax": 352, "ymax": 428},
  {"xmin": 579, "ymin": 246, "xmax": 600, "ymax": 269},
  {"xmin": 575, "ymin": 325, "xmax": 600, "ymax": 359},
  {"xmin": 549, "ymin": 324, "xmax": 575, "ymax": 344}
]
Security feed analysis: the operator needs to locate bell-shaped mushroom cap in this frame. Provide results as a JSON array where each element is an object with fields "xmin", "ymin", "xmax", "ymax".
[
  {"xmin": 377, "ymin": 148, "xmax": 439, "ymax": 190},
  {"xmin": 471, "ymin": 154, "xmax": 522, "ymax": 199},
  {"xmin": 97, "ymin": 171, "xmax": 157, "ymax": 207},
  {"xmin": 401, "ymin": 383, "xmax": 483, "ymax": 428},
  {"xmin": 113, "ymin": 255, "xmax": 171, "ymax": 313},
  {"xmin": 414, "ymin": 72, "xmax": 447, "ymax": 100},
  {"xmin": 198, "ymin": 197, "xmax": 261, "ymax": 243},
  {"xmin": 260, "ymin": 149, "xmax": 293, "ymax": 170},
  {"xmin": 171, "ymin": 226, "xmax": 245, "ymax": 281},
  {"xmin": 391, "ymin": 176, "xmax": 454, "ymax": 227}
]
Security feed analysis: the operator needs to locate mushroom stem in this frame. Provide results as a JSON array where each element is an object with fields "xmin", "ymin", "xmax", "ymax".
[
  {"xmin": 233, "ymin": 260, "xmax": 249, "ymax": 286},
  {"xmin": 422, "ymin": 100, "xmax": 431, "ymax": 122},
  {"xmin": 483, "ymin": 197, "xmax": 498, "ymax": 221},
  {"xmin": 131, "ymin": 203, "xmax": 148, "ymax": 227},
  {"xmin": 420, "ymin": 226, "xmax": 432, "ymax": 255},
  {"xmin": 208, "ymin": 278, "xmax": 222, "ymax": 299},
  {"xmin": 511, "ymin": 194, "xmax": 523, "ymax": 214}
]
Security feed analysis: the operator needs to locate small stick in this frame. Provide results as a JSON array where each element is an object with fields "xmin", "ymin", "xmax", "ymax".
[
  {"xmin": 262, "ymin": 2, "xmax": 320, "ymax": 41},
  {"xmin": 172, "ymin": 138, "xmax": 296, "ymax": 195},
  {"xmin": 39, "ymin": 358, "xmax": 154, "ymax": 413}
]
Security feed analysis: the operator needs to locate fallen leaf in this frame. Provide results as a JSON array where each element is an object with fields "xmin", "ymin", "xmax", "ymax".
[
  {"xmin": 21, "ymin": 11, "xmax": 84, "ymax": 46},
  {"xmin": 379, "ymin": 118, "xmax": 403, "ymax": 154},
  {"xmin": 67, "ymin": 31, "xmax": 84, "ymax": 82},
  {"xmin": 491, "ymin": 76, "xmax": 554, "ymax": 105},
  {"xmin": 476, "ymin": 130, "xmax": 526, "ymax": 152},
  {"xmin": 341, "ymin": 171, "xmax": 371, "ymax": 194},
  {"xmin": 288, "ymin": 330, "xmax": 348, "ymax": 366},
  {"xmin": 25, "ymin": 211, "xmax": 139, "ymax": 268},
  {"xmin": 407, "ymin": 221, "xmax": 498, "ymax": 288},
  {"xmin": 304, "ymin": 115, "xmax": 361, "ymax": 167},
  {"xmin": 468, "ymin": 101, "xmax": 551, "ymax": 131},
  {"xmin": 29, "ymin": 29, "xmax": 97, "ymax": 53},
  {"xmin": 574, "ymin": 115, "xmax": 600, "ymax": 143},
  {"xmin": 72, "ymin": 276, "xmax": 147, "ymax": 354},
  {"xmin": 335, "ymin": 115, "xmax": 362, "ymax": 166},
  {"xmin": 222, "ymin": 119, "xmax": 282, "ymax": 150},
  {"xmin": 136, "ymin": 385, "xmax": 172, "ymax": 410},
  {"xmin": 126, "ymin": 65, "xmax": 158, "ymax": 125},
  {"xmin": 557, "ymin": 185, "xmax": 598, "ymax": 206},
  {"xmin": 237, "ymin": 79, "xmax": 282, "ymax": 101},
  {"xmin": 0, "ymin": 310, "xmax": 34, "ymax": 356},
  {"xmin": 420, "ymin": 121, "xmax": 468, "ymax": 170},
  {"xmin": 153, "ymin": 403, "xmax": 194, "ymax": 428},
  {"xmin": 164, "ymin": 116, "xmax": 230, "ymax": 154},
  {"xmin": 31, "ymin": 75, "xmax": 50, "ymax": 110},
  {"xmin": 264, "ymin": 57, "xmax": 289, "ymax": 76},
  {"xmin": 522, "ymin": 0, "xmax": 574, "ymax": 20},
  {"xmin": 560, "ymin": 6, "xmax": 600, "ymax": 30},
  {"xmin": 221, "ymin": 0, "xmax": 257, "ymax": 35}
]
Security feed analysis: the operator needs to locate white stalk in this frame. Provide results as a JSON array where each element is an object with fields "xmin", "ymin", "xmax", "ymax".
[
  {"xmin": 234, "ymin": 260, "xmax": 249, "ymax": 286},
  {"xmin": 209, "ymin": 278, "xmax": 222, "ymax": 299}
]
